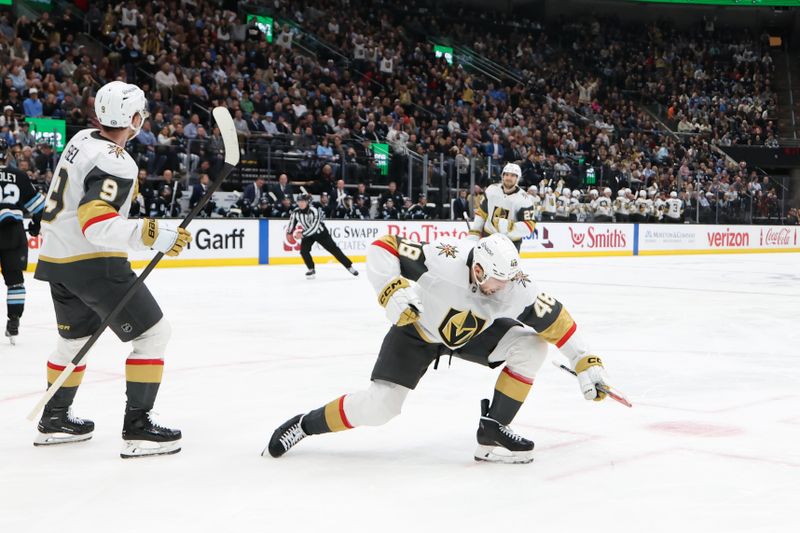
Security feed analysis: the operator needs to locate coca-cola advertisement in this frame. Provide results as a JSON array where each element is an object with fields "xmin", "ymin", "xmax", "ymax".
[{"xmin": 759, "ymin": 227, "xmax": 798, "ymax": 247}]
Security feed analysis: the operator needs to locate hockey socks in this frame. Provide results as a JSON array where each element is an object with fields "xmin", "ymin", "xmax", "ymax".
[
  {"xmin": 488, "ymin": 367, "xmax": 533, "ymax": 425},
  {"xmin": 125, "ymin": 358, "xmax": 163, "ymax": 411},
  {"xmin": 45, "ymin": 361, "xmax": 86, "ymax": 409},
  {"xmin": 7, "ymin": 283, "xmax": 25, "ymax": 320},
  {"xmin": 301, "ymin": 396, "xmax": 353, "ymax": 435}
]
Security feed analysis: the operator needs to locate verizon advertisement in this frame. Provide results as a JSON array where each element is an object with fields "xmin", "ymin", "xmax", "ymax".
[
  {"xmin": 26, "ymin": 219, "xmax": 261, "ymax": 268},
  {"xmin": 519, "ymin": 223, "xmax": 635, "ymax": 255},
  {"xmin": 638, "ymin": 224, "xmax": 800, "ymax": 253}
]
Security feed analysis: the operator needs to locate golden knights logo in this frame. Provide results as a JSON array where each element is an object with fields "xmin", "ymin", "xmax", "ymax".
[
  {"xmin": 436, "ymin": 243, "xmax": 458, "ymax": 258},
  {"xmin": 438, "ymin": 308, "xmax": 486, "ymax": 348},
  {"xmin": 491, "ymin": 207, "xmax": 510, "ymax": 230},
  {"xmin": 108, "ymin": 144, "xmax": 126, "ymax": 159}
]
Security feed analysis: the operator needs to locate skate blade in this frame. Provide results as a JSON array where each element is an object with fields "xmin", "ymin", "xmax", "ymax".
[
  {"xmin": 473, "ymin": 444, "xmax": 534, "ymax": 464},
  {"xmin": 305, "ymin": 275, "xmax": 315, "ymax": 280},
  {"xmin": 33, "ymin": 431, "xmax": 93, "ymax": 446},
  {"xmin": 6, "ymin": 333, "xmax": 16, "ymax": 345},
  {"xmin": 121, "ymin": 439, "xmax": 181, "ymax": 459}
]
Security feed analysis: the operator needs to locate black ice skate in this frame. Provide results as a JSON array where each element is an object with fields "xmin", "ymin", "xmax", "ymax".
[
  {"xmin": 305, "ymin": 269, "xmax": 316, "ymax": 280},
  {"xmin": 121, "ymin": 409, "xmax": 182, "ymax": 458},
  {"xmin": 34, "ymin": 407, "xmax": 94, "ymax": 446},
  {"xmin": 347, "ymin": 266, "xmax": 359, "ymax": 276},
  {"xmin": 264, "ymin": 414, "xmax": 307, "ymax": 458},
  {"xmin": 5, "ymin": 316, "xmax": 19, "ymax": 345},
  {"xmin": 474, "ymin": 399, "xmax": 534, "ymax": 464}
]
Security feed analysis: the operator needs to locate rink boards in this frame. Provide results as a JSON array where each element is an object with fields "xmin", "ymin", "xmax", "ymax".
[{"xmin": 23, "ymin": 220, "xmax": 800, "ymax": 269}]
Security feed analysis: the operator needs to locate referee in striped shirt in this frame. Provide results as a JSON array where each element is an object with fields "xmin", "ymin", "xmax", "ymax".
[{"xmin": 288, "ymin": 194, "xmax": 359, "ymax": 279}]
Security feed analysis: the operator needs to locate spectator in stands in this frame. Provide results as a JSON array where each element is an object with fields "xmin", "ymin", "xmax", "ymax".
[
  {"xmin": 23, "ymin": 88, "xmax": 43, "ymax": 118},
  {"xmin": 332, "ymin": 179, "xmax": 348, "ymax": 209},
  {"xmin": 263, "ymin": 112, "xmax": 278, "ymax": 136}
]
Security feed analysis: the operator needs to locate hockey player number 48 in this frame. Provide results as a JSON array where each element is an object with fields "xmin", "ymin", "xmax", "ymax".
[{"xmin": 534, "ymin": 293, "xmax": 556, "ymax": 318}]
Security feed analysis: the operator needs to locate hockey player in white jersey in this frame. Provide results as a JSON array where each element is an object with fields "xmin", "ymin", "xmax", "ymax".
[
  {"xmin": 653, "ymin": 192, "xmax": 667, "ymax": 222},
  {"xmin": 664, "ymin": 191, "xmax": 684, "ymax": 223},
  {"xmin": 569, "ymin": 189, "xmax": 582, "ymax": 221},
  {"xmin": 592, "ymin": 187, "xmax": 614, "ymax": 222},
  {"xmin": 266, "ymin": 233, "xmax": 614, "ymax": 464},
  {"xmin": 554, "ymin": 187, "xmax": 571, "ymax": 222},
  {"xmin": 613, "ymin": 189, "xmax": 629, "ymax": 222},
  {"xmin": 33, "ymin": 81, "xmax": 191, "ymax": 458},
  {"xmin": 630, "ymin": 190, "xmax": 651, "ymax": 223},
  {"xmin": 468, "ymin": 163, "xmax": 535, "ymax": 250},
  {"xmin": 526, "ymin": 185, "xmax": 542, "ymax": 221},
  {"xmin": 541, "ymin": 186, "xmax": 556, "ymax": 221}
]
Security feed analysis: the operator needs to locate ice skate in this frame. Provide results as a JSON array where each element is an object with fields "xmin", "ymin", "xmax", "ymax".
[
  {"xmin": 264, "ymin": 414, "xmax": 307, "ymax": 458},
  {"xmin": 474, "ymin": 399, "xmax": 534, "ymax": 464},
  {"xmin": 34, "ymin": 406, "xmax": 94, "ymax": 446},
  {"xmin": 121, "ymin": 409, "xmax": 182, "ymax": 458}
]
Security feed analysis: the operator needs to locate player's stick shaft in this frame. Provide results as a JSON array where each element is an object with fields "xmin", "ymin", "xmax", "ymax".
[
  {"xmin": 26, "ymin": 108, "xmax": 239, "ymax": 421},
  {"xmin": 551, "ymin": 361, "xmax": 632, "ymax": 408}
]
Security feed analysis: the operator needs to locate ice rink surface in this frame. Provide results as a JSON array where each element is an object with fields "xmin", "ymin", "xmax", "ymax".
[{"xmin": 1, "ymin": 254, "xmax": 799, "ymax": 532}]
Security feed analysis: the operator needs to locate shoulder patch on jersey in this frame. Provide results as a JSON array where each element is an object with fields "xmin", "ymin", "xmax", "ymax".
[
  {"xmin": 107, "ymin": 144, "xmax": 126, "ymax": 159},
  {"xmin": 514, "ymin": 272, "xmax": 531, "ymax": 287},
  {"xmin": 435, "ymin": 243, "xmax": 458, "ymax": 259}
]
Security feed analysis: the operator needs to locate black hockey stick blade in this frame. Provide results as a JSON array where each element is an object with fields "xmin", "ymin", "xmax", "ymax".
[{"xmin": 26, "ymin": 107, "xmax": 239, "ymax": 421}]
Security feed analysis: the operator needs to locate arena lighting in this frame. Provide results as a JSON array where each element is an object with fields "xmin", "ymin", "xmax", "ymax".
[{"xmin": 630, "ymin": 0, "xmax": 800, "ymax": 6}]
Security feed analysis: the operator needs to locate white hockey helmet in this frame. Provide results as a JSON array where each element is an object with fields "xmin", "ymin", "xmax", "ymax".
[
  {"xmin": 501, "ymin": 163, "xmax": 522, "ymax": 180},
  {"xmin": 473, "ymin": 233, "xmax": 521, "ymax": 284},
  {"xmin": 95, "ymin": 81, "xmax": 148, "ymax": 135},
  {"xmin": 572, "ymin": 189, "xmax": 581, "ymax": 198},
  {"xmin": 617, "ymin": 190, "xmax": 625, "ymax": 197},
  {"xmin": 670, "ymin": 191, "xmax": 678, "ymax": 198},
  {"xmin": 590, "ymin": 189, "xmax": 599, "ymax": 198},
  {"xmin": 603, "ymin": 187, "xmax": 612, "ymax": 195},
  {"xmin": 561, "ymin": 187, "xmax": 571, "ymax": 197},
  {"xmin": 639, "ymin": 190, "xmax": 647, "ymax": 198},
  {"xmin": 527, "ymin": 185, "xmax": 538, "ymax": 194},
  {"xmin": 545, "ymin": 186, "xmax": 553, "ymax": 193}
]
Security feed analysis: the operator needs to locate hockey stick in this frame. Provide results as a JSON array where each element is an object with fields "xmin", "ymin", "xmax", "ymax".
[
  {"xmin": 551, "ymin": 361, "xmax": 633, "ymax": 408},
  {"xmin": 26, "ymin": 107, "xmax": 239, "ymax": 421}
]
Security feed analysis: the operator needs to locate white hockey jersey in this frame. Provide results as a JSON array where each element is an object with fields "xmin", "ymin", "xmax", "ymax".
[
  {"xmin": 367, "ymin": 235, "xmax": 589, "ymax": 360},
  {"xmin": 592, "ymin": 197, "xmax": 613, "ymax": 218},
  {"xmin": 554, "ymin": 194, "xmax": 571, "ymax": 219},
  {"xmin": 35, "ymin": 129, "xmax": 148, "ymax": 282},
  {"xmin": 542, "ymin": 192, "xmax": 557, "ymax": 214},
  {"xmin": 665, "ymin": 198, "xmax": 683, "ymax": 220},
  {"xmin": 470, "ymin": 184, "xmax": 535, "ymax": 243}
]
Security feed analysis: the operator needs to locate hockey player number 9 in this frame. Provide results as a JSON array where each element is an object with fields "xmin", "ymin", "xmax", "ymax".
[
  {"xmin": 100, "ymin": 178, "xmax": 118, "ymax": 202},
  {"xmin": 43, "ymin": 168, "xmax": 68, "ymax": 222}
]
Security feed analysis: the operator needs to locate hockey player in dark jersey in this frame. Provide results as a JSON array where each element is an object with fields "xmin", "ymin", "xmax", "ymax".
[
  {"xmin": 0, "ymin": 138, "xmax": 45, "ymax": 343},
  {"xmin": 266, "ymin": 233, "xmax": 615, "ymax": 464}
]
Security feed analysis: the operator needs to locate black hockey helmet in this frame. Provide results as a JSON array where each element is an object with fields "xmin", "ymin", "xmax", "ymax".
[
  {"xmin": 0, "ymin": 138, "xmax": 8, "ymax": 160},
  {"xmin": 297, "ymin": 193, "xmax": 312, "ymax": 203}
]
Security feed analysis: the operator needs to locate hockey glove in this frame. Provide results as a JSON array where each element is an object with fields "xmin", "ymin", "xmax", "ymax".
[
  {"xmin": 27, "ymin": 218, "xmax": 41, "ymax": 237},
  {"xmin": 574, "ymin": 355, "xmax": 610, "ymax": 401},
  {"xmin": 378, "ymin": 276, "xmax": 423, "ymax": 326},
  {"xmin": 141, "ymin": 218, "xmax": 192, "ymax": 257}
]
